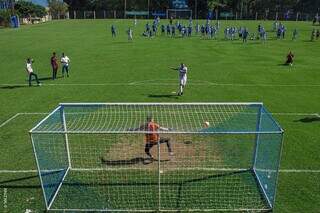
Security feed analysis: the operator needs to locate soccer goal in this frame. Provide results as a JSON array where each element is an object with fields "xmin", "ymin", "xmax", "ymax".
[
  {"xmin": 30, "ymin": 103, "xmax": 284, "ymax": 212},
  {"xmin": 166, "ymin": 9, "xmax": 192, "ymax": 19}
]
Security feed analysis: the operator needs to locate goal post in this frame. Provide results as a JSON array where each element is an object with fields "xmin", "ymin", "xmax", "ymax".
[
  {"xmin": 30, "ymin": 103, "xmax": 284, "ymax": 212},
  {"xmin": 166, "ymin": 9, "xmax": 192, "ymax": 19}
]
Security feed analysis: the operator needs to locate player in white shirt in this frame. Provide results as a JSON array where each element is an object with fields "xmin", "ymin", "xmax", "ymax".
[
  {"xmin": 60, "ymin": 53, "xmax": 70, "ymax": 77},
  {"xmin": 26, "ymin": 58, "xmax": 41, "ymax": 86},
  {"xmin": 171, "ymin": 63, "xmax": 188, "ymax": 96},
  {"xmin": 127, "ymin": 27, "xmax": 133, "ymax": 41}
]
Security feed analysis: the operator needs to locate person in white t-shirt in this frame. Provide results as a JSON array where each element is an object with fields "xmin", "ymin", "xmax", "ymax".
[
  {"xmin": 60, "ymin": 53, "xmax": 70, "ymax": 77},
  {"xmin": 26, "ymin": 58, "xmax": 41, "ymax": 86},
  {"xmin": 171, "ymin": 63, "xmax": 188, "ymax": 96},
  {"xmin": 127, "ymin": 27, "xmax": 133, "ymax": 41}
]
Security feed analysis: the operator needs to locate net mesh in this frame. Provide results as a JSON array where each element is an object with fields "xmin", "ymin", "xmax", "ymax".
[
  {"xmin": 30, "ymin": 103, "xmax": 283, "ymax": 212},
  {"xmin": 32, "ymin": 103, "xmax": 282, "ymax": 133}
]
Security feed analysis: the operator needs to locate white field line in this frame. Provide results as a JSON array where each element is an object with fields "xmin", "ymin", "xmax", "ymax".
[
  {"xmin": 1, "ymin": 79, "xmax": 320, "ymax": 87},
  {"xmin": 0, "ymin": 169, "xmax": 320, "ymax": 173},
  {"xmin": 0, "ymin": 112, "xmax": 318, "ymax": 129},
  {"xmin": 0, "ymin": 112, "xmax": 48, "ymax": 129},
  {"xmin": 0, "ymin": 112, "xmax": 319, "ymax": 173},
  {"xmin": 0, "ymin": 113, "xmax": 20, "ymax": 128}
]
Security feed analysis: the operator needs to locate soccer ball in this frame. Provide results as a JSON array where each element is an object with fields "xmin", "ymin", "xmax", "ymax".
[{"xmin": 203, "ymin": 121, "xmax": 210, "ymax": 128}]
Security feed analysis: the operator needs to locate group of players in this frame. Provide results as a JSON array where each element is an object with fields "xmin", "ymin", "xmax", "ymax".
[{"xmin": 109, "ymin": 16, "xmax": 320, "ymax": 43}]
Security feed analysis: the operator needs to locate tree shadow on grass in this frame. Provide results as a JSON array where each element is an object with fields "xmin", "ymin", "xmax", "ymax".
[
  {"xmin": 0, "ymin": 170, "xmax": 63, "ymax": 189},
  {"xmin": 294, "ymin": 116, "xmax": 320, "ymax": 123}
]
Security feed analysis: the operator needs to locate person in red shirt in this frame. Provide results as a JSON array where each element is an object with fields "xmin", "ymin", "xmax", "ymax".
[
  {"xmin": 134, "ymin": 115, "xmax": 173, "ymax": 160},
  {"xmin": 285, "ymin": 51, "xmax": 294, "ymax": 66},
  {"xmin": 51, "ymin": 52, "xmax": 58, "ymax": 79}
]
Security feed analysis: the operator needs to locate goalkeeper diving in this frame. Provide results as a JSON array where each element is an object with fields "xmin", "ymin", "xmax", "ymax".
[{"xmin": 131, "ymin": 115, "xmax": 173, "ymax": 160}]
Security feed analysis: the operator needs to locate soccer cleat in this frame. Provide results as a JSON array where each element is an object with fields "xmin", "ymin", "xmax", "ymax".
[{"xmin": 37, "ymin": 83, "xmax": 42, "ymax": 86}]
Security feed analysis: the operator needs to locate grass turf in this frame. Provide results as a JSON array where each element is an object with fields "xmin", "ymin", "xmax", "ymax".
[{"xmin": 0, "ymin": 19, "xmax": 319, "ymax": 212}]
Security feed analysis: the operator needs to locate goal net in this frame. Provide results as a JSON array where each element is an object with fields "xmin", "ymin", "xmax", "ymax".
[
  {"xmin": 30, "ymin": 103, "xmax": 283, "ymax": 212},
  {"xmin": 166, "ymin": 9, "xmax": 192, "ymax": 19}
]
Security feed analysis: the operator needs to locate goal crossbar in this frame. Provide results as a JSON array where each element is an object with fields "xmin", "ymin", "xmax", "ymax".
[{"xmin": 30, "ymin": 102, "xmax": 283, "ymax": 212}]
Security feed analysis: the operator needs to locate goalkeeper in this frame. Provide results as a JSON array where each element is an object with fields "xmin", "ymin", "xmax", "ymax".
[{"xmin": 133, "ymin": 115, "xmax": 173, "ymax": 160}]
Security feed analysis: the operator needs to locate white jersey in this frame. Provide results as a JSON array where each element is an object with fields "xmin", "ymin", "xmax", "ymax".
[
  {"xmin": 61, "ymin": 56, "xmax": 70, "ymax": 66},
  {"xmin": 179, "ymin": 66, "xmax": 187, "ymax": 78},
  {"xmin": 26, "ymin": 62, "xmax": 33, "ymax": 74},
  {"xmin": 179, "ymin": 66, "xmax": 187, "ymax": 86}
]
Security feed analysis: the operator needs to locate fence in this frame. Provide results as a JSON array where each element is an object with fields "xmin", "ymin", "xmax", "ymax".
[{"xmin": 65, "ymin": 10, "xmax": 318, "ymax": 22}]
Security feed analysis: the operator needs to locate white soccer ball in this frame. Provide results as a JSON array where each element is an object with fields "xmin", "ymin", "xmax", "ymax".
[{"xmin": 204, "ymin": 121, "xmax": 210, "ymax": 128}]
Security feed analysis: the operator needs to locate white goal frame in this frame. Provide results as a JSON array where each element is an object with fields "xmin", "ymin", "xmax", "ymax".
[
  {"xmin": 30, "ymin": 102, "xmax": 284, "ymax": 212},
  {"xmin": 166, "ymin": 9, "xmax": 192, "ymax": 19}
]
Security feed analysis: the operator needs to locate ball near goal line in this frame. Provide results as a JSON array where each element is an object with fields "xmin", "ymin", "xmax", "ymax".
[{"xmin": 30, "ymin": 102, "xmax": 284, "ymax": 212}]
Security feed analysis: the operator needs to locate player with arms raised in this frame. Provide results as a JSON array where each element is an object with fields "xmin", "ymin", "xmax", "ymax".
[{"xmin": 171, "ymin": 63, "xmax": 188, "ymax": 96}]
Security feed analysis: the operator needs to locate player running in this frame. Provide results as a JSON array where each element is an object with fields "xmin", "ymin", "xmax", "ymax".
[
  {"xmin": 171, "ymin": 63, "xmax": 188, "ymax": 96},
  {"xmin": 132, "ymin": 115, "xmax": 173, "ymax": 161}
]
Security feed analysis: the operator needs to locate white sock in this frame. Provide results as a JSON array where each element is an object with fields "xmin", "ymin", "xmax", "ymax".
[{"xmin": 180, "ymin": 85, "xmax": 183, "ymax": 94}]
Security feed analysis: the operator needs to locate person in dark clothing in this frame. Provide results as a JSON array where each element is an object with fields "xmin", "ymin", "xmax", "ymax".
[{"xmin": 51, "ymin": 52, "xmax": 58, "ymax": 80}]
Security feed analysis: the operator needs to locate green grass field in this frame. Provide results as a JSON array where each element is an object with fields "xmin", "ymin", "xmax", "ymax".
[{"xmin": 0, "ymin": 19, "xmax": 320, "ymax": 212}]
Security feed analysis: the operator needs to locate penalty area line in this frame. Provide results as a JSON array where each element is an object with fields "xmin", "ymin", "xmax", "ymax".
[
  {"xmin": 0, "ymin": 112, "xmax": 48, "ymax": 129},
  {"xmin": 0, "ymin": 113, "xmax": 20, "ymax": 128},
  {"xmin": 0, "ymin": 111, "xmax": 318, "ymax": 129},
  {"xmin": 2, "ymin": 81, "xmax": 320, "ymax": 87},
  {"xmin": 0, "ymin": 169, "xmax": 320, "ymax": 173}
]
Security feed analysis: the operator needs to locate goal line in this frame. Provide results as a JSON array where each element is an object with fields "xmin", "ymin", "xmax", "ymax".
[{"xmin": 1, "ymin": 168, "xmax": 320, "ymax": 173}]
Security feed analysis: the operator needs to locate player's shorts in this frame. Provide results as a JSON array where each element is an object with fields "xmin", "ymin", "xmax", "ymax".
[{"xmin": 180, "ymin": 75, "xmax": 187, "ymax": 86}]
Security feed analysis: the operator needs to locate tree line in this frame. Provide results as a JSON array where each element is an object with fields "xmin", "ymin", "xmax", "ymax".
[{"xmin": 64, "ymin": 0, "xmax": 320, "ymax": 16}]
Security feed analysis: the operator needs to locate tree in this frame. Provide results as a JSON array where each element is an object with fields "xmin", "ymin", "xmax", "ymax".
[
  {"xmin": 0, "ymin": 9, "xmax": 11, "ymax": 27},
  {"xmin": 14, "ymin": 1, "xmax": 47, "ymax": 18},
  {"xmin": 48, "ymin": 0, "xmax": 68, "ymax": 19}
]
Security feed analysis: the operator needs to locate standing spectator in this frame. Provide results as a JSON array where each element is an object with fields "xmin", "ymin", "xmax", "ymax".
[
  {"xmin": 51, "ymin": 52, "xmax": 58, "ymax": 80},
  {"xmin": 292, "ymin": 29, "xmax": 298, "ymax": 40},
  {"xmin": 285, "ymin": 51, "xmax": 294, "ymax": 66},
  {"xmin": 313, "ymin": 15, "xmax": 318, "ymax": 25},
  {"xmin": 243, "ymin": 28, "xmax": 249, "ymax": 43},
  {"xmin": 111, "ymin": 25, "xmax": 116, "ymax": 37},
  {"xmin": 127, "ymin": 27, "xmax": 133, "ymax": 41},
  {"xmin": 311, "ymin": 29, "xmax": 316, "ymax": 41},
  {"xmin": 61, "ymin": 53, "xmax": 70, "ymax": 77},
  {"xmin": 166, "ymin": 24, "xmax": 171, "ymax": 36},
  {"xmin": 26, "ymin": 58, "xmax": 41, "ymax": 86}
]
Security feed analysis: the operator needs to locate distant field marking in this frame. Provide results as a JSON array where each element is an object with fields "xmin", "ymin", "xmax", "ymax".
[
  {"xmin": 0, "ymin": 112, "xmax": 318, "ymax": 129},
  {"xmin": 0, "ymin": 169, "xmax": 320, "ymax": 173},
  {"xmin": 1, "ymin": 79, "xmax": 320, "ymax": 87}
]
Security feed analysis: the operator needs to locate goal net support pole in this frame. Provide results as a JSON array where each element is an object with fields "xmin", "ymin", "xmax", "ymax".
[{"xmin": 30, "ymin": 102, "xmax": 284, "ymax": 212}]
